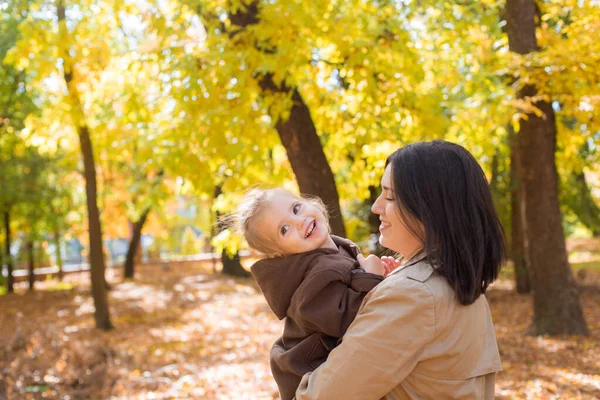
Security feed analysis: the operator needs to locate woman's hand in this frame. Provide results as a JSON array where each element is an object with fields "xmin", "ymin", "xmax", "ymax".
[
  {"xmin": 381, "ymin": 256, "xmax": 402, "ymax": 277},
  {"xmin": 356, "ymin": 254, "xmax": 385, "ymax": 276}
]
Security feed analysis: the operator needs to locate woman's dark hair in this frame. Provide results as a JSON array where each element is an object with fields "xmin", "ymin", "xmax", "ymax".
[{"xmin": 386, "ymin": 140, "xmax": 505, "ymax": 305}]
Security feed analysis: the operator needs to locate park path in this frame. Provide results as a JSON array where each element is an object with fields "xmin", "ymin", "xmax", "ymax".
[
  {"xmin": 1, "ymin": 263, "xmax": 281, "ymax": 399},
  {"xmin": 1, "ymin": 261, "xmax": 599, "ymax": 399}
]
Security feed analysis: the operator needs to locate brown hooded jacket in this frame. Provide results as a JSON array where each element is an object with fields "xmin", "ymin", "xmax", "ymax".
[{"xmin": 250, "ymin": 235, "xmax": 383, "ymax": 400}]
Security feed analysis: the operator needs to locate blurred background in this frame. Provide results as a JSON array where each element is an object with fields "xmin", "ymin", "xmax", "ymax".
[{"xmin": 1, "ymin": 0, "xmax": 599, "ymax": 399}]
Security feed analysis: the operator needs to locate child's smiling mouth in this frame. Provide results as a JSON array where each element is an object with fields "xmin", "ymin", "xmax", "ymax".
[{"xmin": 305, "ymin": 220, "xmax": 316, "ymax": 238}]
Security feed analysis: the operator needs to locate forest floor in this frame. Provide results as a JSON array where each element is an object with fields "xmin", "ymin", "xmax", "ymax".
[{"xmin": 1, "ymin": 243, "xmax": 600, "ymax": 400}]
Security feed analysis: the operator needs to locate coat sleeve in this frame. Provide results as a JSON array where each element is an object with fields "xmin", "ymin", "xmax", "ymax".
[
  {"xmin": 292, "ymin": 268, "xmax": 382, "ymax": 338},
  {"xmin": 295, "ymin": 277, "xmax": 436, "ymax": 400}
]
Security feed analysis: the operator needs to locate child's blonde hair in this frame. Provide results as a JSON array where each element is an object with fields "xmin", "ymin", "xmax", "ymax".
[{"xmin": 231, "ymin": 188, "xmax": 330, "ymax": 257}]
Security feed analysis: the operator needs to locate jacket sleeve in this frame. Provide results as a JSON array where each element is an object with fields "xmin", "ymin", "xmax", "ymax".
[
  {"xmin": 295, "ymin": 277, "xmax": 436, "ymax": 400},
  {"xmin": 350, "ymin": 270, "xmax": 384, "ymax": 292},
  {"xmin": 292, "ymin": 268, "xmax": 383, "ymax": 338}
]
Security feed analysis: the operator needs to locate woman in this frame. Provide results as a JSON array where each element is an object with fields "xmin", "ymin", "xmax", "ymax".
[{"xmin": 295, "ymin": 140, "xmax": 504, "ymax": 399}]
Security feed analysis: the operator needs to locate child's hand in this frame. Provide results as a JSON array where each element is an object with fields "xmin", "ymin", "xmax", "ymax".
[
  {"xmin": 381, "ymin": 256, "xmax": 402, "ymax": 277},
  {"xmin": 356, "ymin": 254, "xmax": 385, "ymax": 276}
]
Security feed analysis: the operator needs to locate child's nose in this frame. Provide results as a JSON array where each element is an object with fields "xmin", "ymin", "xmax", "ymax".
[
  {"xmin": 297, "ymin": 216, "xmax": 307, "ymax": 230},
  {"xmin": 297, "ymin": 216, "xmax": 305, "ymax": 226}
]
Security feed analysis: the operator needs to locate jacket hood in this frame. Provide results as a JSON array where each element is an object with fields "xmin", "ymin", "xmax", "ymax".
[{"xmin": 250, "ymin": 235, "xmax": 359, "ymax": 319}]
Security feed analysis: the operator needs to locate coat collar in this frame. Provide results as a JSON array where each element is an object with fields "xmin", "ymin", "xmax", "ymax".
[{"xmin": 387, "ymin": 255, "xmax": 435, "ymax": 282}]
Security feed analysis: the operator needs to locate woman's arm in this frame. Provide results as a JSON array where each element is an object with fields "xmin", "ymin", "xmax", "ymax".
[{"xmin": 295, "ymin": 277, "xmax": 435, "ymax": 400}]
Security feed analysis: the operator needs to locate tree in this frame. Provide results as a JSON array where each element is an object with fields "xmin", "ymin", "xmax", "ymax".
[
  {"xmin": 123, "ymin": 208, "xmax": 150, "ymax": 279},
  {"xmin": 185, "ymin": 1, "xmax": 345, "ymax": 236},
  {"xmin": 145, "ymin": 0, "xmax": 441, "ymax": 238},
  {"xmin": 504, "ymin": 0, "xmax": 588, "ymax": 335},
  {"xmin": 0, "ymin": 3, "xmax": 38, "ymax": 294},
  {"xmin": 509, "ymin": 129, "xmax": 531, "ymax": 294},
  {"xmin": 7, "ymin": 0, "xmax": 118, "ymax": 328},
  {"xmin": 0, "ymin": 138, "xmax": 18, "ymax": 294},
  {"xmin": 123, "ymin": 170, "xmax": 165, "ymax": 279},
  {"xmin": 213, "ymin": 185, "xmax": 249, "ymax": 277},
  {"xmin": 2, "ymin": 208, "xmax": 14, "ymax": 293},
  {"xmin": 56, "ymin": 0, "xmax": 112, "ymax": 329}
]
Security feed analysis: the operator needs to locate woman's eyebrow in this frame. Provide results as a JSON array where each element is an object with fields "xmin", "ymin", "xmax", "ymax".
[{"xmin": 382, "ymin": 185, "xmax": 392, "ymax": 191}]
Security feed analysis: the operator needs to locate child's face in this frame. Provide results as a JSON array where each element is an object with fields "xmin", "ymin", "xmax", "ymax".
[{"xmin": 258, "ymin": 190, "xmax": 331, "ymax": 255}]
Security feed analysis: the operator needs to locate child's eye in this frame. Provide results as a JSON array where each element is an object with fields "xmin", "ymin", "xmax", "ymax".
[
  {"xmin": 293, "ymin": 204, "xmax": 301, "ymax": 214},
  {"xmin": 280, "ymin": 225, "xmax": 289, "ymax": 235}
]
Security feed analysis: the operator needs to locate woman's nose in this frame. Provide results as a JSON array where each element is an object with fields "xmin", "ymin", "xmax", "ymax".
[{"xmin": 371, "ymin": 195, "xmax": 383, "ymax": 215}]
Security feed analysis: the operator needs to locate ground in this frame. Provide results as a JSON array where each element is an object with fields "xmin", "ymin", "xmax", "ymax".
[{"xmin": 1, "ymin": 255, "xmax": 599, "ymax": 400}]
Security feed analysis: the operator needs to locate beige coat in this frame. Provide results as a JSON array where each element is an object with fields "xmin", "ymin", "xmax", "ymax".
[{"xmin": 295, "ymin": 259, "xmax": 502, "ymax": 400}]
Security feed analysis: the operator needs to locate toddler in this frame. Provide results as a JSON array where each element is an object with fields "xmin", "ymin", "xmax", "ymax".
[{"xmin": 232, "ymin": 188, "xmax": 399, "ymax": 400}]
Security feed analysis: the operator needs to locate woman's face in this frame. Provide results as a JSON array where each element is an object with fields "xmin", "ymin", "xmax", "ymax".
[{"xmin": 371, "ymin": 164, "xmax": 424, "ymax": 258}]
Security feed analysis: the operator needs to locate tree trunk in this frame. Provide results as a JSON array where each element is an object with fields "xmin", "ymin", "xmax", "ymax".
[
  {"xmin": 78, "ymin": 124, "xmax": 113, "ymax": 330},
  {"xmin": 505, "ymin": 0, "xmax": 588, "ymax": 335},
  {"xmin": 226, "ymin": 3, "xmax": 346, "ymax": 237},
  {"xmin": 124, "ymin": 169, "xmax": 163, "ymax": 279},
  {"xmin": 214, "ymin": 186, "xmax": 250, "ymax": 277},
  {"xmin": 79, "ymin": 123, "xmax": 113, "ymax": 327},
  {"xmin": 221, "ymin": 250, "xmax": 248, "ymax": 277},
  {"xmin": 210, "ymin": 201, "xmax": 218, "ymax": 274},
  {"xmin": 27, "ymin": 239, "xmax": 34, "ymax": 291},
  {"xmin": 510, "ymin": 128, "xmax": 531, "ymax": 293},
  {"xmin": 54, "ymin": 229, "xmax": 64, "ymax": 282},
  {"xmin": 262, "ymin": 77, "xmax": 346, "ymax": 237},
  {"xmin": 3, "ymin": 210, "xmax": 13, "ymax": 293},
  {"xmin": 58, "ymin": 0, "xmax": 112, "ymax": 331},
  {"xmin": 124, "ymin": 208, "xmax": 150, "ymax": 279}
]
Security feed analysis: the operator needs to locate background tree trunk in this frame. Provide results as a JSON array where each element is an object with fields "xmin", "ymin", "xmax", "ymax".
[
  {"xmin": 261, "ymin": 76, "xmax": 346, "ymax": 237},
  {"xmin": 214, "ymin": 186, "xmax": 249, "ymax": 277},
  {"xmin": 505, "ymin": 0, "xmax": 588, "ymax": 335},
  {"xmin": 78, "ymin": 122, "xmax": 113, "ymax": 330},
  {"xmin": 124, "ymin": 209, "xmax": 150, "ymax": 279},
  {"xmin": 123, "ymin": 169, "xmax": 163, "ymax": 279},
  {"xmin": 4, "ymin": 210, "xmax": 13, "ymax": 293},
  {"xmin": 54, "ymin": 229, "xmax": 64, "ymax": 282},
  {"xmin": 26, "ymin": 239, "xmax": 34, "ymax": 291},
  {"xmin": 221, "ymin": 250, "xmax": 248, "ymax": 277},
  {"xmin": 58, "ymin": 0, "xmax": 112, "ymax": 331},
  {"xmin": 510, "ymin": 129, "xmax": 531, "ymax": 293}
]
